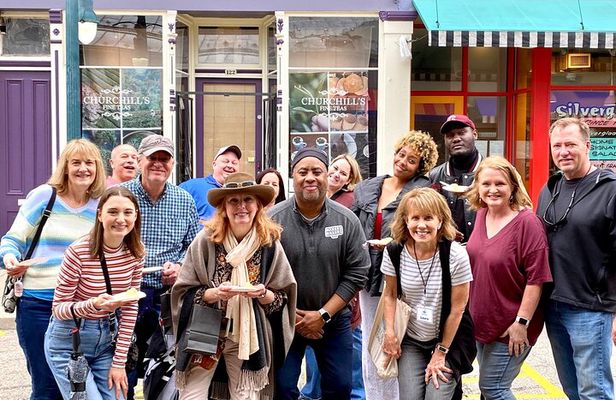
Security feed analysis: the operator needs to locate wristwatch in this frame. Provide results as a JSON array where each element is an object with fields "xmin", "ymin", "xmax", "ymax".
[
  {"xmin": 318, "ymin": 308, "xmax": 332, "ymax": 324},
  {"xmin": 515, "ymin": 316, "xmax": 530, "ymax": 326},
  {"xmin": 435, "ymin": 343, "xmax": 449, "ymax": 354}
]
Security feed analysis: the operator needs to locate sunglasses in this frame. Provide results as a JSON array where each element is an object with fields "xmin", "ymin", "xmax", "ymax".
[{"xmin": 223, "ymin": 180, "xmax": 256, "ymax": 189}]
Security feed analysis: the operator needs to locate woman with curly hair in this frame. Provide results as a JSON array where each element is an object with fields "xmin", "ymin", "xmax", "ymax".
[{"xmin": 352, "ymin": 130, "xmax": 438, "ymax": 400}]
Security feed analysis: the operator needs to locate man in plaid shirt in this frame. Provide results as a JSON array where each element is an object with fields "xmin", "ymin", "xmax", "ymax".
[{"xmin": 122, "ymin": 134, "xmax": 200, "ymax": 398}]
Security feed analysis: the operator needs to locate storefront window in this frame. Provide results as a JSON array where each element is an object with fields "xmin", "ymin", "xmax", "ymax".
[
  {"xmin": 197, "ymin": 27, "xmax": 260, "ymax": 65},
  {"xmin": 514, "ymin": 93, "xmax": 531, "ymax": 186},
  {"xmin": 80, "ymin": 15, "xmax": 162, "ymax": 67},
  {"xmin": 551, "ymin": 49, "xmax": 615, "ymax": 86},
  {"xmin": 289, "ymin": 17, "xmax": 378, "ymax": 69},
  {"xmin": 267, "ymin": 24, "xmax": 277, "ymax": 74},
  {"xmin": 551, "ymin": 90, "xmax": 616, "ymax": 171},
  {"xmin": 468, "ymin": 47, "xmax": 507, "ymax": 92},
  {"xmin": 467, "ymin": 96, "xmax": 507, "ymax": 157},
  {"xmin": 288, "ymin": 16, "xmax": 379, "ymax": 179},
  {"xmin": 411, "ymin": 28, "xmax": 462, "ymax": 91},
  {"xmin": 516, "ymin": 49, "xmax": 532, "ymax": 90},
  {"xmin": 0, "ymin": 17, "xmax": 49, "ymax": 56},
  {"xmin": 176, "ymin": 21, "xmax": 189, "ymax": 73}
]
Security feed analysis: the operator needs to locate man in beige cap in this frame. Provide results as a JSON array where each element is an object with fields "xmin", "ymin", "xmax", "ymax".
[
  {"xmin": 122, "ymin": 134, "xmax": 200, "ymax": 398},
  {"xmin": 179, "ymin": 144, "xmax": 242, "ymax": 221}
]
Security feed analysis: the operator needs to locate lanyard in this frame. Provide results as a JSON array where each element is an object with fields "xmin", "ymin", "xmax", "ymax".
[{"xmin": 412, "ymin": 243, "xmax": 438, "ymax": 296}]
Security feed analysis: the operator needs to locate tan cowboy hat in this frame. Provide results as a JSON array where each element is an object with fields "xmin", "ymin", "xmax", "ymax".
[{"xmin": 208, "ymin": 172, "xmax": 276, "ymax": 208}]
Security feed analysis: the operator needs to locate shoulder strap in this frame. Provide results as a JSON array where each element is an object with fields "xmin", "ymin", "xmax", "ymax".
[
  {"xmin": 98, "ymin": 253, "xmax": 113, "ymax": 295},
  {"xmin": 386, "ymin": 242, "xmax": 404, "ymax": 298},
  {"xmin": 438, "ymin": 240, "xmax": 452, "ymax": 339},
  {"xmin": 24, "ymin": 187, "xmax": 57, "ymax": 260}
]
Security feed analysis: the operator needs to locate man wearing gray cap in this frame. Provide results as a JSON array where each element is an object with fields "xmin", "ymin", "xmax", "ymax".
[
  {"xmin": 270, "ymin": 148, "xmax": 370, "ymax": 400},
  {"xmin": 122, "ymin": 134, "xmax": 200, "ymax": 398},
  {"xmin": 180, "ymin": 145, "xmax": 242, "ymax": 222}
]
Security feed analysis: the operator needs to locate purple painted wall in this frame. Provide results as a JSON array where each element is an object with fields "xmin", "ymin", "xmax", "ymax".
[{"xmin": 3, "ymin": 0, "xmax": 414, "ymax": 12}]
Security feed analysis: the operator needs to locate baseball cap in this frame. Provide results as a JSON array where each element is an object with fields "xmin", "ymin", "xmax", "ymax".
[
  {"xmin": 291, "ymin": 147, "xmax": 329, "ymax": 170},
  {"xmin": 440, "ymin": 115, "xmax": 476, "ymax": 133},
  {"xmin": 215, "ymin": 145, "xmax": 242, "ymax": 160},
  {"xmin": 138, "ymin": 135, "xmax": 174, "ymax": 157}
]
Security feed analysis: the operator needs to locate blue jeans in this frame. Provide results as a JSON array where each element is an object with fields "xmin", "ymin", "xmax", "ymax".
[
  {"xmin": 545, "ymin": 300, "xmax": 614, "ymax": 400},
  {"xmin": 476, "ymin": 340, "xmax": 531, "ymax": 400},
  {"xmin": 301, "ymin": 327, "xmax": 365, "ymax": 400},
  {"xmin": 16, "ymin": 297, "xmax": 62, "ymax": 400},
  {"xmin": 276, "ymin": 309, "xmax": 353, "ymax": 400},
  {"xmin": 44, "ymin": 317, "xmax": 125, "ymax": 400}
]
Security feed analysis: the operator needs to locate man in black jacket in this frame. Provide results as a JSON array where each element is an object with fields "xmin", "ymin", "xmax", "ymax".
[
  {"xmin": 537, "ymin": 117, "xmax": 616, "ymax": 400},
  {"xmin": 429, "ymin": 114, "xmax": 483, "ymax": 243}
]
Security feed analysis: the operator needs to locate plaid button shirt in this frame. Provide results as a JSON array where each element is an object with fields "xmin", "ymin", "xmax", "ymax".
[{"xmin": 122, "ymin": 178, "xmax": 200, "ymax": 288}]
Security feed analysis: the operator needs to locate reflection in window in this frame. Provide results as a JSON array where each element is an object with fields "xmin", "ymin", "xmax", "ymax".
[
  {"xmin": 551, "ymin": 49, "xmax": 616, "ymax": 86},
  {"xmin": 176, "ymin": 21, "xmax": 189, "ymax": 73},
  {"xmin": 467, "ymin": 96, "xmax": 506, "ymax": 157},
  {"xmin": 411, "ymin": 28, "xmax": 461, "ymax": 91},
  {"xmin": 198, "ymin": 27, "xmax": 259, "ymax": 65},
  {"xmin": 80, "ymin": 15, "xmax": 163, "ymax": 67},
  {"xmin": 468, "ymin": 47, "xmax": 507, "ymax": 92},
  {"xmin": 267, "ymin": 24, "xmax": 277, "ymax": 73},
  {"xmin": 1, "ymin": 17, "xmax": 49, "ymax": 56},
  {"xmin": 289, "ymin": 17, "xmax": 378, "ymax": 69}
]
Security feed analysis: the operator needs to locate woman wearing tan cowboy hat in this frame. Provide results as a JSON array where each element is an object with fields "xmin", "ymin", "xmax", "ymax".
[{"xmin": 171, "ymin": 172, "xmax": 297, "ymax": 400}]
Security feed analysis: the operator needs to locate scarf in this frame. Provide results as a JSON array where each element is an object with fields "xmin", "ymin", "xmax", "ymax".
[{"xmin": 223, "ymin": 227, "xmax": 260, "ymax": 360}]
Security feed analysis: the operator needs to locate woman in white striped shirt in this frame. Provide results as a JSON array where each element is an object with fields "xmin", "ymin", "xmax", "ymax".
[
  {"xmin": 380, "ymin": 187, "xmax": 473, "ymax": 400},
  {"xmin": 44, "ymin": 186, "xmax": 145, "ymax": 400}
]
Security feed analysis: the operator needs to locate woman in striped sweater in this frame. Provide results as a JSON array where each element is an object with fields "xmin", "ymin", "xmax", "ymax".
[
  {"xmin": 44, "ymin": 186, "xmax": 145, "ymax": 400},
  {"xmin": 1, "ymin": 139, "xmax": 106, "ymax": 400}
]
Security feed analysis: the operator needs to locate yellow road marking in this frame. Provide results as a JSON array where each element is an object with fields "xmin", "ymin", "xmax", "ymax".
[
  {"xmin": 463, "ymin": 362, "xmax": 566, "ymax": 399},
  {"xmin": 0, "ymin": 330, "xmax": 6, "ymax": 337}
]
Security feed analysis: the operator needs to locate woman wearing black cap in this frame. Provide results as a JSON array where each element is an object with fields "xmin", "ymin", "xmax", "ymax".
[{"xmin": 352, "ymin": 130, "xmax": 438, "ymax": 400}]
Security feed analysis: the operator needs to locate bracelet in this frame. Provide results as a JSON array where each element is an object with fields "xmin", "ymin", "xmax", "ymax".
[{"xmin": 435, "ymin": 343, "xmax": 449, "ymax": 354}]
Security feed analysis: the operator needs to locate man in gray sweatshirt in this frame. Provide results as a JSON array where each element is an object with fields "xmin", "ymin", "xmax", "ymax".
[{"xmin": 270, "ymin": 147, "xmax": 369, "ymax": 400}]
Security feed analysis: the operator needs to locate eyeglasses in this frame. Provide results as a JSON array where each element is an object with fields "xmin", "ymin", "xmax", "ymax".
[
  {"xmin": 223, "ymin": 180, "xmax": 255, "ymax": 189},
  {"xmin": 542, "ymin": 185, "xmax": 577, "ymax": 232},
  {"xmin": 146, "ymin": 155, "xmax": 172, "ymax": 163}
]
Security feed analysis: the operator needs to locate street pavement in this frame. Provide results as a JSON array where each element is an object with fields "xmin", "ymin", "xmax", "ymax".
[{"xmin": 1, "ymin": 268, "xmax": 614, "ymax": 399}]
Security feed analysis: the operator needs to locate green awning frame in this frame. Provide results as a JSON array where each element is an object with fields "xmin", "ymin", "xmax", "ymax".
[{"xmin": 413, "ymin": 0, "xmax": 616, "ymax": 48}]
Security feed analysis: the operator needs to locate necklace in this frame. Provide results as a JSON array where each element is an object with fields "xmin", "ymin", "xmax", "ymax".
[{"xmin": 412, "ymin": 242, "xmax": 438, "ymax": 295}]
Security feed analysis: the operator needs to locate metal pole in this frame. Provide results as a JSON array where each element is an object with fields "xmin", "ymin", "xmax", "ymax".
[{"xmin": 66, "ymin": 0, "xmax": 80, "ymax": 141}]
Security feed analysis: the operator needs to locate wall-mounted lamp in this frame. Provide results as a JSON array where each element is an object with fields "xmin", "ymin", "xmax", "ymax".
[{"xmin": 78, "ymin": 0, "xmax": 98, "ymax": 44}]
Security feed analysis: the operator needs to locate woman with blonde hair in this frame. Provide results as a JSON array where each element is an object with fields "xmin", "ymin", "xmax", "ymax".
[
  {"xmin": 352, "ymin": 130, "xmax": 438, "ymax": 399},
  {"xmin": 465, "ymin": 156, "xmax": 551, "ymax": 400},
  {"xmin": 171, "ymin": 172, "xmax": 296, "ymax": 400},
  {"xmin": 326, "ymin": 154, "xmax": 362, "ymax": 208},
  {"xmin": 0, "ymin": 138, "xmax": 105, "ymax": 399},
  {"xmin": 381, "ymin": 187, "xmax": 473, "ymax": 400}
]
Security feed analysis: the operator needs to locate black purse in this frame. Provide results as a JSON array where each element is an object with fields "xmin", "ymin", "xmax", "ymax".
[
  {"xmin": 185, "ymin": 303, "xmax": 222, "ymax": 355},
  {"xmin": 99, "ymin": 252, "xmax": 139, "ymax": 370},
  {"xmin": 2, "ymin": 187, "xmax": 56, "ymax": 313}
]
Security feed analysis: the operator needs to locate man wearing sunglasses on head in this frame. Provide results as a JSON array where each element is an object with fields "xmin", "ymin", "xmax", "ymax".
[{"xmin": 536, "ymin": 117, "xmax": 616, "ymax": 400}]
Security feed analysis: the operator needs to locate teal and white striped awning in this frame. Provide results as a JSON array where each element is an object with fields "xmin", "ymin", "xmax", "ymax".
[{"xmin": 413, "ymin": 0, "xmax": 616, "ymax": 48}]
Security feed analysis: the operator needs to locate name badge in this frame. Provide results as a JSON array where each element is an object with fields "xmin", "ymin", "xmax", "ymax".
[
  {"xmin": 416, "ymin": 306, "xmax": 434, "ymax": 324},
  {"xmin": 325, "ymin": 225, "xmax": 344, "ymax": 239}
]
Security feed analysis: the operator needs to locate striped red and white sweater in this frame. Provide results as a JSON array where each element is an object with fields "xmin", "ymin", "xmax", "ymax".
[{"xmin": 52, "ymin": 236, "xmax": 143, "ymax": 368}]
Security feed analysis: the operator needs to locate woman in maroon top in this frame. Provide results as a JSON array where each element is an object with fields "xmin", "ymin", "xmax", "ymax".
[
  {"xmin": 465, "ymin": 156, "xmax": 552, "ymax": 400},
  {"xmin": 326, "ymin": 154, "xmax": 362, "ymax": 208}
]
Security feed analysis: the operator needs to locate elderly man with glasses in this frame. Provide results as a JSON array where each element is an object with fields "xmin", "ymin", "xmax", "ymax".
[
  {"xmin": 536, "ymin": 117, "xmax": 616, "ymax": 400},
  {"xmin": 122, "ymin": 134, "xmax": 200, "ymax": 399}
]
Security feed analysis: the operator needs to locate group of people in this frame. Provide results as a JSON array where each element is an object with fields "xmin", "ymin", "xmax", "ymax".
[{"xmin": 0, "ymin": 114, "xmax": 614, "ymax": 400}]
